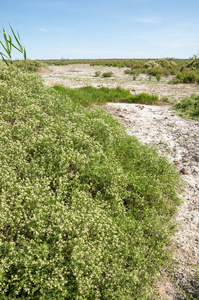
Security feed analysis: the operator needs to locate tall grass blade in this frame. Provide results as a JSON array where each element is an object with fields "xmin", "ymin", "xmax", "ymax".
[
  {"xmin": 11, "ymin": 43, "xmax": 21, "ymax": 52},
  {"xmin": 0, "ymin": 53, "xmax": 9, "ymax": 65},
  {"xmin": 2, "ymin": 27, "xmax": 9, "ymax": 52},
  {"xmin": 24, "ymin": 47, "xmax": 27, "ymax": 60},
  {"xmin": 8, "ymin": 35, "xmax": 12, "ymax": 53},
  {"xmin": 9, "ymin": 24, "xmax": 23, "ymax": 52},
  {"xmin": 0, "ymin": 41, "xmax": 11, "ymax": 58},
  {"xmin": 0, "ymin": 24, "xmax": 27, "ymax": 64}
]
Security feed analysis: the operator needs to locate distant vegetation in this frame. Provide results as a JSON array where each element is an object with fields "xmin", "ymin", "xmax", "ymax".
[
  {"xmin": 13, "ymin": 59, "xmax": 48, "ymax": 72},
  {"xmin": 39, "ymin": 57, "xmax": 199, "ymax": 84},
  {"xmin": 4, "ymin": 57, "xmax": 198, "ymax": 84},
  {"xmin": 0, "ymin": 65, "xmax": 182, "ymax": 299}
]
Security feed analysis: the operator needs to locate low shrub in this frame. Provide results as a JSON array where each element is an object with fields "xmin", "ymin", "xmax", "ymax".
[
  {"xmin": 156, "ymin": 74, "xmax": 161, "ymax": 82},
  {"xmin": 144, "ymin": 60, "xmax": 159, "ymax": 69},
  {"xmin": 124, "ymin": 68, "xmax": 132, "ymax": 75},
  {"xmin": 186, "ymin": 58, "xmax": 199, "ymax": 70},
  {"xmin": 0, "ymin": 66, "xmax": 182, "ymax": 299},
  {"xmin": 171, "ymin": 71, "xmax": 199, "ymax": 84},
  {"xmin": 173, "ymin": 94, "xmax": 199, "ymax": 120},
  {"xmin": 102, "ymin": 71, "xmax": 113, "ymax": 77},
  {"xmin": 147, "ymin": 67, "xmax": 161, "ymax": 76},
  {"xmin": 13, "ymin": 59, "xmax": 46, "ymax": 72},
  {"xmin": 94, "ymin": 70, "xmax": 101, "ymax": 77}
]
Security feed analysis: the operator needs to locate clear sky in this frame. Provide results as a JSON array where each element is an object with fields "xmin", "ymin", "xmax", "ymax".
[{"xmin": 1, "ymin": 0, "xmax": 199, "ymax": 60}]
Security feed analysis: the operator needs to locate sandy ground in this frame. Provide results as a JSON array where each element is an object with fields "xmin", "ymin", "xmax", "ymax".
[{"xmin": 40, "ymin": 64, "xmax": 199, "ymax": 299}]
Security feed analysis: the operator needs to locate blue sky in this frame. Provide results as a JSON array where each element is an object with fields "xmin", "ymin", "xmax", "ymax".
[{"xmin": 1, "ymin": 0, "xmax": 199, "ymax": 59}]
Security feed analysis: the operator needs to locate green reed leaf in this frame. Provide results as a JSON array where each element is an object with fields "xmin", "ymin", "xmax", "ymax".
[
  {"xmin": 9, "ymin": 24, "xmax": 23, "ymax": 52},
  {"xmin": 0, "ymin": 24, "xmax": 27, "ymax": 65},
  {"xmin": 0, "ymin": 40, "xmax": 11, "ymax": 58}
]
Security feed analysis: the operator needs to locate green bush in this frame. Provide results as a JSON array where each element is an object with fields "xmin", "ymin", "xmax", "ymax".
[
  {"xmin": 0, "ymin": 66, "xmax": 182, "ymax": 299},
  {"xmin": 186, "ymin": 58, "xmax": 199, "ymax": 70},
  {"xmin": 173, "ymin": 94, "xmax": 199, "ymax": 120},
  {"xmin": 147, "ymin": 68, "xmax": 161, "ymax": 76},
  {"xmin": 144, "ymin": 60, "xmax": 159, "ymax": 69},
  {"xmin": 156, "ymin": 74, "xmax": 161, "ymax": 82},
  {"xmin": 94, "ymin": 70, "xmax": 101, "ymax": 77},
  {"xmin": 171, "ymin": 71, "xmax": 199, "ymax": 84},
  {"xmin": 102, "ymin": 71, "xmax": 113, "ymax": 77},
  {"xmin": 13, "ymin": 59, "xmax": 46, "ymax": 72},
  {"xmin": 124, "ymin": 68, "xmax": 133, "ymax": 75}
]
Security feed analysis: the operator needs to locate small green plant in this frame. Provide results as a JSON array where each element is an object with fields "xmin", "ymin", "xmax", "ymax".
[
  {"xmin": 133, "ymin": 75, "xmax": 136, "ymax": 80},
  {"xmin": 94, "ymin": 70, "xmax": 101, "ymax": 77},
  {"xmin": 0, "ymin": 24, "xmax": 26, "ymax": 65},
  {"xmin": 124, "ymin": 68, "xmax": 133, "ymax": 75},
  {"xmin": 102, "ymin": 71, "xmax": 113, "ymax": 77},
  {"xmin": 161, "ymin": 96, "xmax": 169, "ymax": 102},
  {"xmin": 156, "ymin": 74, "xmax": 161, "ymax": 82}
]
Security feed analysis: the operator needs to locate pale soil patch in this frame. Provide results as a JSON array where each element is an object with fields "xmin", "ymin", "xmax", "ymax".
[{"xmin": 40, "ymin": 64, "xmax": 199, "ymax": 299}]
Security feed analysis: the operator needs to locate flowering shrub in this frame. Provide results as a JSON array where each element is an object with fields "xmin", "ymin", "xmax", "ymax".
[
  {"xmin": 0, "ymin": 66, "xmax": 182, "ymax": 299},
  {"xmin": 143, "ymin": 60, "xmax": 159, "ymax": 69}
]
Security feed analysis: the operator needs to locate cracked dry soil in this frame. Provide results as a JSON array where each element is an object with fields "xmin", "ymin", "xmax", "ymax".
[{"xmin": 41, "ymin": 65, "xmax": 199, "ymax": 299}]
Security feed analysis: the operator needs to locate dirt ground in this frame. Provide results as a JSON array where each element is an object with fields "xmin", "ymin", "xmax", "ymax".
[{"xmin": 40, "ymin": 64, "xmax": 199, "ymax": 299}]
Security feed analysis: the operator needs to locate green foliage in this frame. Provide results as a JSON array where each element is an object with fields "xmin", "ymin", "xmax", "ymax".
[
  {"xmin": 13, "ymin": 59, "xmax": 46, "ymax": 72},
  {"xmin": 156, "ymin": 74, "xmax": 161, "ymax": 82},
  {"xmin": 124, "ymin": 68, "xmax": 133, "ymax": 74},
  {"xmin": 40, "ymin": 58, "xmax": 194, "ymax": 77},
  {"xmin": 144, "ymin": 60, "xmax": 159, "ymax": 69},
  {"xmin": 157, "ymin": 59, "xmax": 177, "ymax": 68},
  {"xmin": 94, "ymin": 70, "xmax": 101, "ymax": 77},
  {"xmin": 147, "ymin": 68, "xmax": 161, "ymax": 76},
  {"xmin": 124, "ymin": 68, "xmax": 141, "ymax": 76},
  {"xmin": 0, "ymin": 24, "xmax": 26, "ymax": 65},
  {"xmin": 185, "ymin": 58, "xmax": 199, "ymax": 70},
  {"xmin": 53, "ymin": 85, "xmax": 160, "ymax": 105},
  {"xmin": 102, "ymin": 71, "xmax": 114, "ymax": 77},
  {"xmin": 171, "ymin": 71, "xmax": 199, "ymax": 84},
  {"xmin": 0, "ymin": 66, "xmax": 182, "ymax": 299},
  {"xmin": 173, "ymin": 94, "xmax": 199, "ymax": 120}
]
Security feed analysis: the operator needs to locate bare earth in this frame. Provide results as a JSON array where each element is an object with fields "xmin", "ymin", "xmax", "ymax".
[{"xmin": 40, "ymin": 64, "xmax": 199, "ymax": 299}]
